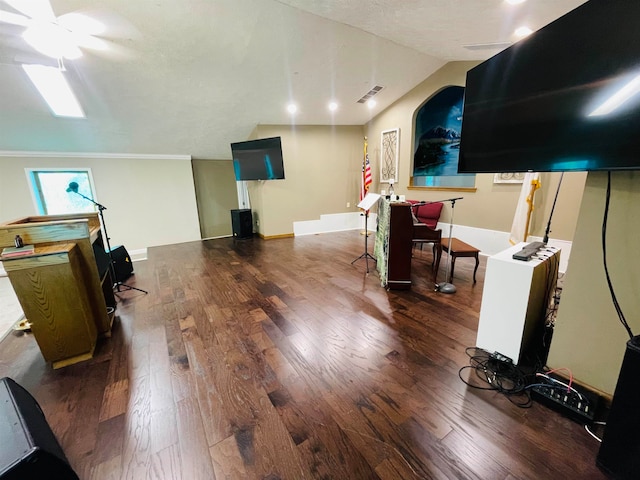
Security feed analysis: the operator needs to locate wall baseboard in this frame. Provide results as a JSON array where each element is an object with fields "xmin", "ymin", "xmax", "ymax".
[
  {"xmin": 294, "ymin": 212, "xmax": 377, "ymax": 236},
  {"xmin": 259, "ymin": 233, "xmax": 295, "ymax": 240},
  {"xmin": 293, "ymin": 212, "xmax": 572, "ymax": 273},
  {"xmin": 128, "ymin": 248, "xmax": 147, "ymax": 262}
]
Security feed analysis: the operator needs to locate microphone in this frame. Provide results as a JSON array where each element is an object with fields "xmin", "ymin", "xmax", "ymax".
[{"xmin": 66, "ymin": 182, "xmax": 79, "ymax": 193}]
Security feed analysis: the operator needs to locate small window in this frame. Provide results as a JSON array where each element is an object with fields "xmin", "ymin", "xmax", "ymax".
[{"xmin": 27, "ymin": 169, "xmax": 97, "ymax": 215}]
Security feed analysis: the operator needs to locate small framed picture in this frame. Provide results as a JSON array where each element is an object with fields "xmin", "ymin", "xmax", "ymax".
[
  {"xmin": 494, "ymin": 172, "xmax": 525, "ymax": 184},
  {"xmin": 380, "ymin": 128, "xmax": 399, "ymax": 183}
]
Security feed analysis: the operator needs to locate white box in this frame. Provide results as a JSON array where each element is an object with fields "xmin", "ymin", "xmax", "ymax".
[{"xmin": 476, "ymin": 243, "xmax": 560, "ymax": 365}]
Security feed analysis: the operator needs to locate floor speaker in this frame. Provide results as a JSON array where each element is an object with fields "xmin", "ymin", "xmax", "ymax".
[
  {"xmin": 596, "ymin": 336, "xmax": 640, "ymax": 479},
  {"xmin": 231, "ymin": 209, "xmax": 253, "ymax": 239},
  {"xmin": 0, "ymin": 377, "xmax": 78, "ymax": 480},
  {"xmin": 109, "ymin": 245, "xmax": 134, "ymax": 282}
]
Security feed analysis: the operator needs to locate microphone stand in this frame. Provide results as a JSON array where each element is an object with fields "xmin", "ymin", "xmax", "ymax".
[
  {"xmin": 543, "ymin": 172, "xmax": 564, "ymax": 244},
  {"xmin": 433, "ymin": 197, "xmax": 464, "ymax": 294},
  {"xmin": 68, "ymin": 189, "xmax": 148, "ymax": 296}
]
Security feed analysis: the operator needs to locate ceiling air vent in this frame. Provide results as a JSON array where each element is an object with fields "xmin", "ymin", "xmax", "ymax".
[
  {"xmin": 462, "ymin": 42, "xmax": 512, "ymax": 51},
  {"xmin": 357, "ymin": 85, "xmax": 384, "ymax": 104}
]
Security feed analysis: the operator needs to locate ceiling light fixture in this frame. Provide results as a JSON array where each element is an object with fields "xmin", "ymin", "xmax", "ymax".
[
  {"xmin": 57, "ymin": 13, "xmax": 105, "ymax": 36},
  {"xmin": 23, "ymin": 21, "xmax": 82, "ymax": 59},
  {"xmin": 22, "ymin": 64, "xmax": 85, "ymax": 117},
  {"xmin": 589, "ymin": 74, "xmax": 640, "ymax": 117},
  {"xmin": 506, "ymin": 0, "xmax": 526, "ymax": 5},
  {"xmin": 287, "ymin": 103, "xmax": 297, "ymax": 114},
  {"xmin": 367, "ymin": 99, "xmax": 376, "ymax": 109},
  {"xmin": 514, "ymin": 26, "xmax": 533, "ymax": 38},
  {"xmin": 328, "ymin": 101, "xmax": 338, "ymax": 112}
]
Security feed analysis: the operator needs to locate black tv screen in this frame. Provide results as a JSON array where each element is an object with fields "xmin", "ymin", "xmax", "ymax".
[
  {"xmin": 231, "ymin": 137, "xmax": 285, "ymax": 181},
  {"xmin": 458, "ymin": 0, "xmax": 640, "ymax": 173}
]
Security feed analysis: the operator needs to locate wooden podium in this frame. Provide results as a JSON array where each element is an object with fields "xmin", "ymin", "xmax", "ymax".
[{"xmin": 0, "ymin": 213, "xmax": 116, "ymax": 368}]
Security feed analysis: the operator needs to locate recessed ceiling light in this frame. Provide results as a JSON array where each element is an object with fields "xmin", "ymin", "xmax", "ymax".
[
  {"xmin": 328, "ymin": 101, "xmax": 338, "ymax": 112},
  {"xmin": 506, "ymin": 0, "xmax": 526, "ymax": 5},
  {"xmin": 22, "ymin": 64, "xmax": 85, "ymax": 118},
  {"xmin": 515, "ymin": 26, "xmax": 533, "ymax": 38},
  {"xmin": 287, "ymin": 103, "xmax": 297, "ymax": 114},
  {"xmin": 367, "ymin": 99, "xmax": 376, "ymax": 109}
]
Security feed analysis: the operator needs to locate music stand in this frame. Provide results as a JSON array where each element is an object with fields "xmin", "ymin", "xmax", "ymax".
[
  {"xmin": 66, "ymin": 182, "xmax": 148, "ymax": 295},
  {"xmin": 434, "ymin": 197, "xmax": 463, "ymax": 294},
  {"xmin": 351, "ymin": 192, "xmax": 381, "ymax": 273}
]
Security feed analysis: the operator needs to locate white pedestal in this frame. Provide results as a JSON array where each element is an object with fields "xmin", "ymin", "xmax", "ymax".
[{"xmin": 476, "ymin": 243, "xmax": 560, "ymax": 365}]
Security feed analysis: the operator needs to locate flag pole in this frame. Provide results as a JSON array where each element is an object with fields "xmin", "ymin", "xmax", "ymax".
[
  {"xmin": 360, "ymin": 136, "xmax": 372, "ymax": 236},
  {"xmin": 523, "ymin": 179, "xmax": 538, "ymax": 242}
]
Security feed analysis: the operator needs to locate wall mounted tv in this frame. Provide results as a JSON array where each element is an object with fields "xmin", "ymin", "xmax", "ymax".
[
  {"xmin": 231, "ymin": 137, "xmax": 285, "ymax": 181},
  {"xmin": 458, "ymin": 0, "xmax": 640, "ymax": 174}
]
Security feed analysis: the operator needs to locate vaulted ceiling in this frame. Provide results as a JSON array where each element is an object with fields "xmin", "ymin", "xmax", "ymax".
[{"xmin": 0, "ymin": 0, "xmax": 586, "ymax": 159}]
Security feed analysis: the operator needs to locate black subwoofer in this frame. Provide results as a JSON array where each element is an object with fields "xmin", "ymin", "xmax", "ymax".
[
  {"xmin": 109, "ymin": 245, "xmax": 134, "ymax": 282},
  {"xmin": 231, "ymin": 209, "xmax": 253, "ymax": 239},
  {"xmin": 597, "ymin": 336, "xmax": 640, "ymax": 479},
  {"xmin": 0, "ymin": 377, "xmax": 78, "ymax": 480}
]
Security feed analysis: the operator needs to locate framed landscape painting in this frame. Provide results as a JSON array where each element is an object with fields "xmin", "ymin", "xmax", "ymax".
[{"xmin": 412, "ymin": 86, "xmax": 475, "ymax": 189}]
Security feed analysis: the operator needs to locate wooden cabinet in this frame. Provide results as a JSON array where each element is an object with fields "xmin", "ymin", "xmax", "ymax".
[{"xmin": 0, "ymin": 213, "xmax": 116, "ymax": 368}]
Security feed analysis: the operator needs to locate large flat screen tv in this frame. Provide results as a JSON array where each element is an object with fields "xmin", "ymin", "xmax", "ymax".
[
  {"xmin": 231, "ymin": 137, "xmax": 285, "ymax": 181},
  {"xmin": 458, "ymin": 0, "xmax": 640, "ymax": 173}
]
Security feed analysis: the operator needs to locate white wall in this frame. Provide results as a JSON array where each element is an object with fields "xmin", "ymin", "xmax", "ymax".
[{"xmin": 0, "ymin": 154, "xmax": 201, "ymax": 252}]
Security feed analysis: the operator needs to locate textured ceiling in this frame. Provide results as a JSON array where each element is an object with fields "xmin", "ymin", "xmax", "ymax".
[{"xmin": 0, "ymin": 0, "xmax": 586, "ymax": 159}]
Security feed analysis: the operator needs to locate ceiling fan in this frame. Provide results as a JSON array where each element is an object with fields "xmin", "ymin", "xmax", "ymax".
[{"xmin": 0, "ymin": 0, "xmax": 114, "ymax": 62}]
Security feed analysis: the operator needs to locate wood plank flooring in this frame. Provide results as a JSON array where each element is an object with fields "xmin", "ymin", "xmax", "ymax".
[{"xmin": 0, "ymin": 231, "xmax": 607, "ymax": 479}]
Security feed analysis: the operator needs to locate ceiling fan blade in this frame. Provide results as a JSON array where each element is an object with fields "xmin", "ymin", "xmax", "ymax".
[
  {"xmin": 0, "ymin": 9, "xmax": 29, "ymax": 26},
  {"xmin": 3, "ymin": 0, "xmax": 55, "ymax": 21},
  {"xmin": 86, "ymin": 40, "xmax": 137, "ymax": 62},
  {"xmin": 57, "ymin": 12, "xmax": 106, "ymax": 36},
  {"xmin": 72, "ymin": 32, "xmax": 108, "ymax": 52}
]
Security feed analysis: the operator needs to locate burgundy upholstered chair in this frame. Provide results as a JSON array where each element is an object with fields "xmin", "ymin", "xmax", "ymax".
[{"xmin": 408, "ymin": 200, "xmax": 443, "ymax": 282}]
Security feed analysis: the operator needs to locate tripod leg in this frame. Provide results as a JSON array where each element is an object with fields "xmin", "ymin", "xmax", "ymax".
[{"xmin": 115, "ymin": 282, "xmax": 148, "ymax": 294}]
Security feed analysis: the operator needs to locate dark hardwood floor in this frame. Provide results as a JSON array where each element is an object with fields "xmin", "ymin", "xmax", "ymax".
[{"xmin": 0, "ymin": 231, "xmax": 607, "ymax": 479}]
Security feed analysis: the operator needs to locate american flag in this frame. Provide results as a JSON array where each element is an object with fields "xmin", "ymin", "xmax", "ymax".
[{"xmin": 360, "ymin": 139, "xmax": 372, "ymax": 203}]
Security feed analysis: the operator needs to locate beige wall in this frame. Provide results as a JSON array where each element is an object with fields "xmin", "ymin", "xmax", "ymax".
[
  {"xmin": 364, "ymin": 61, "xmax": 587, "ymax": 241},
  {"xmin": 247, "ymin": 125, "xmax": 365, "ymax": 237},
  {"xmin": 192, "ymin": 159, "xmax": 239, "ymax": 238},
  {"xmin": 548, "ymin": 171, "xmax": 640, "ymax": 394},
  {"xmin": 0, "ymin": 156, "xmax": 201, "ymax": 251}
]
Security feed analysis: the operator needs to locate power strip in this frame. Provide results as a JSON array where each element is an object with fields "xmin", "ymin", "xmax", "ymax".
[{"xmin": 530, "ymin": 381, "xmax": 598, "ymax": 424}]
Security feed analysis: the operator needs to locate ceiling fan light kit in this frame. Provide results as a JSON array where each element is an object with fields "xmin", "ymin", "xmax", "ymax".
[
  {"xmin": 22, "ymin": 21, "xmax": 83, "ymax": 60},
  {"xmin": 0, "ymin": 0, "xmax": 112, "ymax": 117}
]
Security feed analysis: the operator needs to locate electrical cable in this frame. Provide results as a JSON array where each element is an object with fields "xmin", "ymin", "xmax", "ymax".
[
  {"xmin": 458, "ymin": 347, "xmax": 533, "ymax": 408},
  {"xmin": 585, "ymin": 424, "xmax": 602, "ymax": 443},
  {"xmin": 602, "ymin": 172, "xmax": 634, "ymax": 339}
]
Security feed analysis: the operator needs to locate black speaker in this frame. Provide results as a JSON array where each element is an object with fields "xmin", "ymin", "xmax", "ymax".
[
  {"xmin": 597, "ymin": 336, "xmax": 640, "ymax": 479},
  {"xmin": 0, "ymin": 378, "xmax": 78, "ymax": 480},
  {"xmin": 108, "ymin": 245, "xmax": 134, "ymax": 282},
  {"xmin": 231, "ymin": 209, "xmax": 253, "ymax": 239}
]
